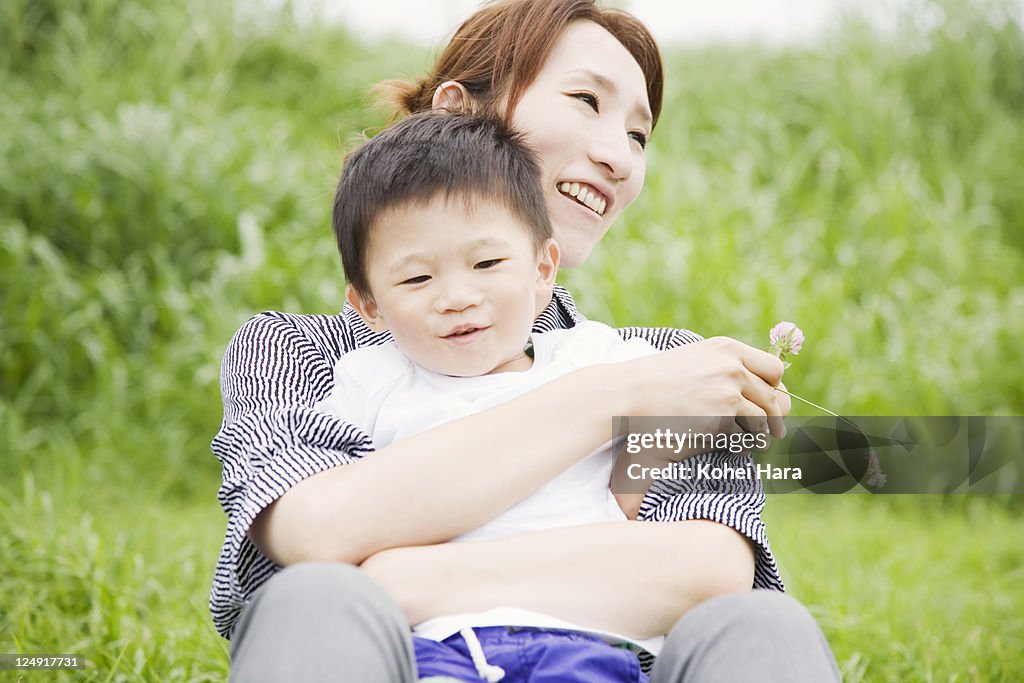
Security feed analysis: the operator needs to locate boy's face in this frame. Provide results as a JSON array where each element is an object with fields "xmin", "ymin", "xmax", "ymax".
[{"xmin": 348, "ymin": 197, "xmax": 559, "ymax": 377}]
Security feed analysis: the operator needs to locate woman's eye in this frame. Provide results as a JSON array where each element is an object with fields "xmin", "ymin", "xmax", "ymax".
[
  {"xmin": 572, "ymin": 92, "xmax": 600, "ymax": 112},
  {"xmin": 475, "ymin": 259, "xmax": 503, "ymax": 270},
  {"xmin": 400, "ymin": 275, "xmax": 430, "ymax": 285},
  {"xmin": 629, "ymin": 131, "xmax": 649, "ymax": 149}
]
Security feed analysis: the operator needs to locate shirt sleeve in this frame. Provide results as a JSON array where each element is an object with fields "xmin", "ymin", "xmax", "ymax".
[
  {"xmin": 637, "ymin": 453, "xmax": 784, "ymax": 592},
  {"xmin": 615, "ymin": 325, "xmax": 785, "ymax": 593},
  {"xmin": 209, "ymin": 311, "xmax": 376, "ymax": 637}
]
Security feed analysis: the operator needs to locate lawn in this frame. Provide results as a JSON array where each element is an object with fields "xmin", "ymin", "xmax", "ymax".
[{"xmin": 2, "ymin": 0, "xmax": 1022, "ymax": 680}]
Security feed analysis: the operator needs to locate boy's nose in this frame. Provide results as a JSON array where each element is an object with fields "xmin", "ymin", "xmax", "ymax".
[{"xmin": 434, "ymin": 282, "xmax": 484, "ymax": 313}]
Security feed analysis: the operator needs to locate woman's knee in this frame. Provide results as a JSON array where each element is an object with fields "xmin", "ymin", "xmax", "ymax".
[
  {"xmin": 256, "ymin": 562, "xmax": 401, "ymax": 618},
  {"xmin": 667, "ymin": 590, "xmax": 823, "ymax": 645},
  {"xmin": 230, "ymin": 563, "xmax": 416, "ymax": 681},
  {"xmin": 656, "ymin": 591, "xmax": 840, "ymax": 682},
  {"xmin": 714, "ymin": 590, "xmax": 819, "ymax": 629}
]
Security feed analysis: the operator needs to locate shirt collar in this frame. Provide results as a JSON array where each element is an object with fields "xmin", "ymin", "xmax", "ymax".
[{"xmin": 532, "ymin": 284, "xmax": 586, "ymax": 333}]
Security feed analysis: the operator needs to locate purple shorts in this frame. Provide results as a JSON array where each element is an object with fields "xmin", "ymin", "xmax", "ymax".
[{"xmin": 414, "ymin": 626, "xmax": 648, "ymax": 682}]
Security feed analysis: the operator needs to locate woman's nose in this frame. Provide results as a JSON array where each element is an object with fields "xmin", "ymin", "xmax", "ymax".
[{"xmin": 588, "ymin": 125, "xmax": 633, "ymax": 182}]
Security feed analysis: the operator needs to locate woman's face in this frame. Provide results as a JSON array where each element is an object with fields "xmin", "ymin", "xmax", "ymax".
[{"xmin": 510, "ymin": 21, "xmax": 652, "ymax": 268}]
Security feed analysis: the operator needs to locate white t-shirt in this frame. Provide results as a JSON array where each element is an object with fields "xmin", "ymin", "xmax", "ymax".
[{"xmin": 316, "ymin": 320, "xmax": 663, "ymax": 653}]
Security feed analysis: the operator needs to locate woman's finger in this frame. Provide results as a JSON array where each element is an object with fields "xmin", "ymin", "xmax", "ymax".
[
  {"xmin": 767, "ymin": 380, "xmax": 790, "ymax": 439},
  {"xmin": 734, "ymin": 413, "xmax": 769, "ymax": 438},
  {"xmin": 734, "ymin": 398, "xmax": 770, "ymax": 439},
  {"xmin": 775, "ymin": 380, "xmax": 792, "ymax": 414},
  {"xmin": 731, "ymin": 339, "xmax": 786, "ymax": 388},
  {"xmin": 741, "ymin": 369, "xmax": 783, "ymax": 415},
  {"xmin": 739, "ymin": 367, "xmax": 790, "ymax": 439}
]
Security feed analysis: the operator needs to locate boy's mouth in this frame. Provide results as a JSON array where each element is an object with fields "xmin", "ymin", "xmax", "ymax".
[
  {"xmin": 443, "ymin": 324, "xmax": 488, "ymax": 340},
  {"xmin": 558, "ymin": 181, "xmax": 608, "ymax": 216}
]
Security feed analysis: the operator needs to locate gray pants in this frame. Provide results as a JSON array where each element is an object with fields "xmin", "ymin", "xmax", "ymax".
[{"xmin": 229, "ymin": 563, "xmax": 840, "ymax": 682}]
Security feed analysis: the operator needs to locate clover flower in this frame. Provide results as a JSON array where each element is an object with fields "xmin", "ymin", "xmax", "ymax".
[
  {"xmin": 768, "ymin": 321, "xmax": 804, "ymax": 366},
  {"xmin": 766, "ymin": 320, "xmax": 886, "ymax": 489}
]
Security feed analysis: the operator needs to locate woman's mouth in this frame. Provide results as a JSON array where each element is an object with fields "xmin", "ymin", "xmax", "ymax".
[{"xmin": 558, "ymin": 182, "xmax": 607, "ymax": 216}]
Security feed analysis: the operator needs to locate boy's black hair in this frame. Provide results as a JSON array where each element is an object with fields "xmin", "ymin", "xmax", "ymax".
[{"xmin": 332, "ymin": 112, "xmax": 552, "ymax": 297}]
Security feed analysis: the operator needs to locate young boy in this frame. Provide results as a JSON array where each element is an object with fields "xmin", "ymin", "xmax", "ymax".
[
  {"xmin": 321, "ymin": 111, "xmax": 658, "ymax": 536},
  {"xmin": 319, "ymin": 112, "xmax": 662, "ymax": 679}
]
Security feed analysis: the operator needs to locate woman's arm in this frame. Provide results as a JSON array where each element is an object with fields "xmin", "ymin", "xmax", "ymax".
[
  {"xmin": 360, "ymin": 520, "xmax": 755, "ymax": 640},
  {"xmin": 251, "ymin": 336, "xmax": 787, "ymax": 567}
]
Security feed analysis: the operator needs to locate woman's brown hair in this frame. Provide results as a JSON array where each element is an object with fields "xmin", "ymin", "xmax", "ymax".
[{"xmin": 374, "ymin": 0, "xmax": 663, "ymax": 129}]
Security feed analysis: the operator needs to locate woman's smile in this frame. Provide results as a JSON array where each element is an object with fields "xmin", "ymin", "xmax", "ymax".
[{"xmin": 558, "ymin": 181, "xmax": 609, "ymax": 216}]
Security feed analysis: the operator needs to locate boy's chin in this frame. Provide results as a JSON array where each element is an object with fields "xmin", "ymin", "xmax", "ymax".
[
  {"xmin": 435, "ymin": 363, "xmax": 493, "ymax": 378},
  {"xmin": 428, "ymin": 356, "xmax": 507, "ymax": 378}
]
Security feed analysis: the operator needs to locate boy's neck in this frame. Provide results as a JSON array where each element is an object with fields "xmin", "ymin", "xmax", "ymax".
[{"xmin": 483, "ymin": 343, "xmax": 535, "ymax": 375}]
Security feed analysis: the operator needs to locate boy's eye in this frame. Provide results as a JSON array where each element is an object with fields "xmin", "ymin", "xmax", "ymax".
[
  {"xmin": 629, "ymin": 131, "xmax": 649, "ymax": 149},
  {"xmin": 572, "ymin": 92, "xmax": 599, "ymax": 112},
  {"xmin": 400, "ymin": 275, "xmax": 431, "ymax": 285},
  {"xmin": 475, "ymin": 259, "xmax": 503, "ymax": 270}
]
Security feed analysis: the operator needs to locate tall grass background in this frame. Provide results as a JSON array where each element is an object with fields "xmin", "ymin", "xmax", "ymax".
[{"xmin": 1, "ymin": 0, "xmax": 1022, "ymax": 680}]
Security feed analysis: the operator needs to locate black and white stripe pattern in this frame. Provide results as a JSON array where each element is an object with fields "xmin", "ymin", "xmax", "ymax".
[{"xmin": 209, "ymin": 285, "xmax": 784, "ymax": 639}]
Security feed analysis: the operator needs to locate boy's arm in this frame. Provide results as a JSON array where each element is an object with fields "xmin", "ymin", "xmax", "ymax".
[{"xmin": 361, "ymin": 519, "xmax": 755, "ymax": 640}]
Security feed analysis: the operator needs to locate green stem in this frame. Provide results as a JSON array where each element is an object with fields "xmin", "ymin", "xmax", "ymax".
[
  {"xmin": 773, "ymin": 386, "xmax": 861, "ymax": 432},
  {"xmin": 773, "ymin": 386, "xmax": 838, "ymax": 416}
]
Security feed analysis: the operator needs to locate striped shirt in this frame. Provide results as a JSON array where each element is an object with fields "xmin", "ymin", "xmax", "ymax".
[{"xmin": 209, "ymin": 285, "xmax": 784, "ymax": 639}]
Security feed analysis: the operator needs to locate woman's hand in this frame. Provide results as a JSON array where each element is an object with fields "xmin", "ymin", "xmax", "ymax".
[{"xmin": 614, "ymin": 336, "xmax": 789, "ymax": 439}]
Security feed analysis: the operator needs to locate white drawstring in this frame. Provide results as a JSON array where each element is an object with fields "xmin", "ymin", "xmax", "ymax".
[{"xmin": 459, "ymin": 628, "xmax": 505, "ymax": 682}]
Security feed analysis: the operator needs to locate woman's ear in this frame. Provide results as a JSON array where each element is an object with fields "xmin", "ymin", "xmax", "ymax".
[
  {"xmin": 431, "ymin": 81, "xmax": 474, "ymax": 113},
  {"xmin": 346, "ymin": 284, "xmax": 389, "ymax": 333}
]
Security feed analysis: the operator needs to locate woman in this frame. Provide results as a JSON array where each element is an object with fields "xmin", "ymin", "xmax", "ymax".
[{"xmin": 214, "ymin": 1, "xmax": 840, "ymax": 681}]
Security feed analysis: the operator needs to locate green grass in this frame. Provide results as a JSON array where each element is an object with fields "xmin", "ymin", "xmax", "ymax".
[
  {"xmin": 764, "ymin": 495, "xmax": 1024, "ymax": 681},
  {"xmin": 1, "ymin": 476, "xmax": 228, "ymax": 681},
  {"xmin": 2, "ymin": 0, "xmax": 1022, "ymax": 679}
]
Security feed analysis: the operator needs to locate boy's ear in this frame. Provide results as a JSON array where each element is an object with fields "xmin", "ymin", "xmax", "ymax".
[
  {"xmin": 432, "ymin": 81, "xmax": 474, "ymax": 113},
  {"xmin": 534, "ymin": 238, "xmax": 561, "ymax": 312},
  {"xmin": 537, "ymin": 238, "xmax": 560, "ymax": 286},
  {"xmin": 345, "ymin": 284, "xmax": 389, "ymax": 333}
]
